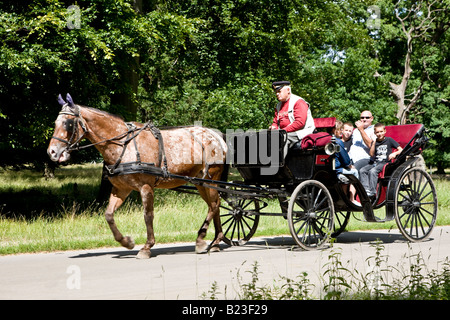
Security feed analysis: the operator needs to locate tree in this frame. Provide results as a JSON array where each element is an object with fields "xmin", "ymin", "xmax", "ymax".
[
  {"xmin": 388, "ymin": 0, "xmax": 450, "ymax": 124},
  {"xmin": 0, "ymin": 0, "xmax": 448, "ymax": 172},
  {"xmin": 0, "ymin": 0, "xmax": 198, "ymax": 168}
]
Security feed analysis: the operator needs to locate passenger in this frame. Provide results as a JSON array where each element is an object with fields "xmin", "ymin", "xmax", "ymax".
[
  {"xmin": 334, "ymin": 120, "xmax": 344, "ymax": 139},
  {"xmin": 342, "ymin": 122, "xmax": 354, "ymax": 152},
  {"xmin": 269, "ymin": 81, "xmax": 315, "ymax": 155},
  {"xmin": 330, "ymin": 121, "xmax": 359, "ymax": 205},
  {"xmin": 360, "ymin": 123, "xmax": 403, "ymax": 200},
  {"xmin": 348, "ymin": 110, "xmax": 376, "ymax": 171}
]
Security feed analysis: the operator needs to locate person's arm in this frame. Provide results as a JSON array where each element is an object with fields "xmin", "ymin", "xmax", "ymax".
[
  {"xmin": 369, "ymin": 139, "xmax": 376, "ymax": 157},
  {"xmin": 388, "ymin": 139, "xmax": 403, "ymax": 160},
  {"xmin": 389, "ymin": 146, "xmax": 403, "ymax": 160},
  {"xmin": 283, "ymin": 99, "xmax": 308, "ymax": 132},
  {"xmin": 269, "ymin": 110, "xmax": 279, "ymax": 130},
  {"xmin": 355, "ymin": 120, "xmax": 374, "ymax": 148}
]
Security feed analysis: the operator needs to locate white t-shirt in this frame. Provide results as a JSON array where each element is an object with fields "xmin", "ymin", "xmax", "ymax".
[{"xmin": 349, "ymin": 125, "xmax": 375, "ymax": 163}]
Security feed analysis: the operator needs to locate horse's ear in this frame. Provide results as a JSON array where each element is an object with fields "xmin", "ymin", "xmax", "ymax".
[
  {"xmin": 66, "ymin": 93, "xmax": 79, "ymax": 114},
  {"xmin": 57, "ymin": 94, "xmax": 66, "ymax": 106},
  {"xmin": 66, "ymin": 93, "xmax": 75, "ymax": 107}
]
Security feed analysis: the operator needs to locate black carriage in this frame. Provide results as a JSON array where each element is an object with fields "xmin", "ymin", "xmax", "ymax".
[{"xmin": 219, "ymin": 118, "xmax": 438, "ymax": 250}]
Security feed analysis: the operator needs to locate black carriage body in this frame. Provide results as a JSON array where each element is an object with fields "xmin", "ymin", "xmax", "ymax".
[
  {"xmin": 220, "ymin": 122, "xmax": 437, "ymax": 248},
  {"xmin": 227, "ymin": 129, "xmax": 335, "ymax": 188}
]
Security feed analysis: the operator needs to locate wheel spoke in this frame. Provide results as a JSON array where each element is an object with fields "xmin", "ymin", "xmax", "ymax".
[
  {"xmin": 332, "ymin": 211, "xmax": 350, "ymax": 238},
  {"xmin": 241, "ymin": 217, "xmax": 253, "ymax": 234},
  {"xmin": 288, "ymin": 180, "xmax": 334, "ymax": 250},
  {"xmin": 395, "ymin": 168, "xmax": 437, "ymax": 242},
  {"xmin": 220, "ymin": 194, "xmax": 260, "ymax": 246}
]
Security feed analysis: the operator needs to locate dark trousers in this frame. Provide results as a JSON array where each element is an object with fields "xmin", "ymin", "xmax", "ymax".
[{"xmin": 353, "ymin": 158, "xmax": 371, "ymax": 171}]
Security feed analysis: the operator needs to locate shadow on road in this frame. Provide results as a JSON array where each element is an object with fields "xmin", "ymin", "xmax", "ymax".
[
  {"xmin": 68, "ymin": 230, "xmax": 433, "ymax": 259},
  {"xmin": 69, "ymin": 244, "xmax": 197, "ymax": 259},
  {"xmin": 335, "ymin": 230, "xmax": 406, "ymax": 244}
]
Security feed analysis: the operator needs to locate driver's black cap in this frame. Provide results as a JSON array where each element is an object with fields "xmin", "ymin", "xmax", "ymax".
[{"xmin": 272, "ymin": 81, "xmax": 291, "ymax": 91}]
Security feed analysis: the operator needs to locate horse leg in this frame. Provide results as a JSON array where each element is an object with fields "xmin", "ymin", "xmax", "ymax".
[
  {"xmin": 208, "ymin": 188, "xmax": 224, "ymax": 252},
  {"xmin": 195, "ymin": 185, "xmax": 223, "ymax": 254},
  {"xmin": 136, "ymin": 184, "xmax": 155, "ymax": 259},
  {"xmin": 105, "ymin": 186, "xmax": 135, "ymax": 249},
  {"xmin": 207, "ymin": 167, "xmax": 225, "ymax": 252}
]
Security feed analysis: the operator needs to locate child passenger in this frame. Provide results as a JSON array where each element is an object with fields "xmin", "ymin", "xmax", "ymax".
[
  {"xmin": 360, "ymin": 123, "xmax": 403, "ymax": 198},
  {"xmin": 331, "ymin": 121, "xmax": 359, "ymax": 205},
  {"xmin": 341, "ymin": 122, "xmax": 354, "ymax": 152}
]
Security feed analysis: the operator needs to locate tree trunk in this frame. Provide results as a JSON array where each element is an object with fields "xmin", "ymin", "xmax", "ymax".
[
  {"xmin": 43, "ymin": 160, "xmax": 56, "ymax": 179},
  {"xmin": 389, "ymin": 29, "xmax": 414, "ymax": 125},
  {"xmin": 390, "ymin": 0, "xmax": 449, "ymax": 125}
]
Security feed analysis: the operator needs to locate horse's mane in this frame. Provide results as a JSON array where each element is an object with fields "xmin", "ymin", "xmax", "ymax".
[
  {"xmin": 81, "ymin": 106, "xmax": 124, "ymax": 121},
  {"xmin": 79, "ymin": 106, "xmax": 209, "ymax": 131}
]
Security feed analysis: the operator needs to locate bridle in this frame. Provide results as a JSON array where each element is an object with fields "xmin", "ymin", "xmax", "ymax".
[
  {"xmin": 51, "ymin": 104, "xmax": 89, "ymax": 152},
  {"xmin": 50, "ymin": 104, "xmax": 165, "ymax": 174}
]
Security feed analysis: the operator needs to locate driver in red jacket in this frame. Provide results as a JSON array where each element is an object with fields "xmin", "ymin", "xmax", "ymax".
[{"xmin": 269, "ymin": 81, "xmax": 315, "ymax": 153}]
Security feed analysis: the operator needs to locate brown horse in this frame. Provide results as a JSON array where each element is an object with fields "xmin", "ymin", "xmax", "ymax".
[{"xmin": 47, "ymin": 93, "xmax": 227, "ymax": 259}]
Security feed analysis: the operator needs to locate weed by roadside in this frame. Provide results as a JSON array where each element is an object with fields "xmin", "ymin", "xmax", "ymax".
[{"xmin": 201, "ymin": 241, "xmax": 450, "ymax": 300}]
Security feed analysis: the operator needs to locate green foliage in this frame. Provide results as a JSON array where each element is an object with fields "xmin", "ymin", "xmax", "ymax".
[
  {"xmin": 0, "ymin": 0, "xmax": 448, "ymax": 169},
  {"xmin": 322, "ymin": 246, "xmax": 353, "ymax": 299},
  {"xmin": 373, "ymin": 0, "xmax": 450, "ymax": 171}
]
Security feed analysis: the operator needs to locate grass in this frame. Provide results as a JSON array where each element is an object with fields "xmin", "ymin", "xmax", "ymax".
[{"xmin": 0, "ymin": 164, "xmax": 449, "ymax": 255}]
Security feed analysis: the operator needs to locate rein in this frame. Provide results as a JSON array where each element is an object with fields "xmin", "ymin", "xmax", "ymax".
[
  {"xmin": 52, "ymin": 105, "xmax": 169, "ymax": 178},
  {"xmin": 51, "ymin": 106, "xmax": 128, "ymax": 151}
]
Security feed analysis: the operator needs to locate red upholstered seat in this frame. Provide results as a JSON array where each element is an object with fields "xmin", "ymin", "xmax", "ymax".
[
  {"xmin": 314, "ymin": 117, "xmax": 336, "ymax": 129},
  {"xmin": 378, "ymin": 124, "xmax": 424, "ymax": 179},
  {"xmin": 290, "ymin": 117, "xmax": 336, "ymax": 151},
  {"xmin": 385, "ymin": 124, "xmax": 423, "ymax": 149}
]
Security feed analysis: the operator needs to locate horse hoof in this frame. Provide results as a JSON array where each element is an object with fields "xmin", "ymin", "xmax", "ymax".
[
  {"xmin": 195, "ymin": 241, "xmax": 208, "ymax": 254},
  {"xmin": 209, "ymin": 245, "xmax": 221, "ymax": 253},
  {"xmin": 122, "ymin": 236, "xmax": 135, "ymax": 250},
  {"xmin": 136, "ymin": 249, "xmax": 151, "ymax": 259}
]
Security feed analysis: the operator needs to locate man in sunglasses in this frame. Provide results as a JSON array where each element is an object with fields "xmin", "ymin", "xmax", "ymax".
[
  {"xmin": 349, "ymin": 110, "xmax": 376, "ymax": 171},
  {"xmin": 269, "ymin": 81, "xmax": 315, "ymax": 154}
]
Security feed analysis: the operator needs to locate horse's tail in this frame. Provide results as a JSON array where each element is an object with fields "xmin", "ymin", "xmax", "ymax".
[{"xmin": 219, "ymin": 131, "xmax": 229, "ymax": 182}]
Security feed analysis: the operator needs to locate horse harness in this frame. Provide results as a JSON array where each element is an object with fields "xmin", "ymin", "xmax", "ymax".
[
  {"xmin": 105, "ymin": 121, "xmax": 170, "ymax": 180},
  {"xmin": 51, "ymin": 105, "xmax": 88, "ymax": 149},
  {"xmin": 52, "ymin": 104, "xmax": 209, "ymax": 181}
]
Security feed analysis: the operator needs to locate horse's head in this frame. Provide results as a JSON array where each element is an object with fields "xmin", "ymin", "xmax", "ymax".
[{"xmin": 47, "ymin": 93, "xmax": 87, "ymax": 163}]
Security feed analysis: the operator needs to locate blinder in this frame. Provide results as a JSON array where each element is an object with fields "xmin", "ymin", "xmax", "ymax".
[
  {"xmin": 65, "ymin": 119, "xmax": 75, "ymax": 132},
  {"xmin": 51, "ymin": 106, "xmax": 87, "ymax": 151}
]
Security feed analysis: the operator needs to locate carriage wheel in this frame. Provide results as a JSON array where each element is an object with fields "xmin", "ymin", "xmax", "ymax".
[
  {"xmin": 220, "ymin": 194, "xmax": 260, "ymax": 246},
  {"xmin": 288, "ymin": 180, "xmax": 335, "ymax": 250},
  {"xmin": 394, "ymin": 167, "xmax": 438, "ymax": 242},
  {"xmin": 332, "ymin": 211, "xmax": 351, "ymax": 238}
]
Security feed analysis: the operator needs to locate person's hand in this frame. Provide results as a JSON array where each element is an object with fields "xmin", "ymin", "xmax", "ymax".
[
  {"xmin": 355, "ymin": 120, "xmax": 364, "ymax": 130},
  {"xmin": 388, "ymin": 153, "xmax": 398, "ymax": 160}
]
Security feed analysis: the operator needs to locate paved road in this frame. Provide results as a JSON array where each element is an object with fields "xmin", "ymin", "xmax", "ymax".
[{"xmin": 1, "ymin": 226, "xmax": 450, "ymax": 300}]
